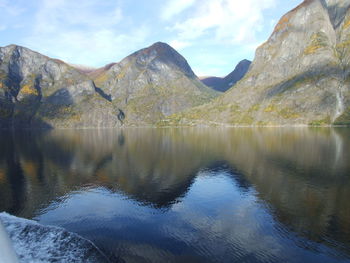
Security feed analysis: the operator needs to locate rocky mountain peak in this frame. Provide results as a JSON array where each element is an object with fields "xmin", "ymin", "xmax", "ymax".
[
  {"xmin": 236, "ymin": 59, "xmax": 251, "ymax": 66},
  {"xmin": 1, "ymin": 44, "xmax": 58, "ymax": 62},
  {"xmin": 286, "ymin": 0, "xmax": 350, "ymax": 30},
  {"xmin": 1, "ymin": 44, "xmax": 25, "ymax": 54},
  {"xmin": 147, "ymin": 41, "xmax": 174, "ymax": 52},
  {"xmin": 126, "ymin": 42, "xmax": 195, "ymax": 78},
  {"xmin": 87, "ymin": 42, "xmax": 217, "ymax": 124},
  {"xmin": 225, "ymin": 60, "xmax": 251, "ymax": 80}
]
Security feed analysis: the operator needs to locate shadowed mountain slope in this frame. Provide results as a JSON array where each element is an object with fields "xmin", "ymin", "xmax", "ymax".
[{"xmin": 201, "ymin": 59, "xmax": 251, "ymax": 92}]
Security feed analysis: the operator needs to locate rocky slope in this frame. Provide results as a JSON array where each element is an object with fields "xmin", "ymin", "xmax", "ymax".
[
  {"xmin": 0, "ymin": 45, "xmax": 121, "ymax": 128},
  {"xmin": 89, "ymin": 42, "xmax": 217, "ymax": 125},
  {"xmin": 201, "ymin": 59, "xmax": 251, "ymax": 92},
  {"xmin": 168, "ymin": 0, "xmax": 350, "ymax": 126},
  {"xmin": 0, "ymin": 43, "xmax": 217, "ymax": 128}
]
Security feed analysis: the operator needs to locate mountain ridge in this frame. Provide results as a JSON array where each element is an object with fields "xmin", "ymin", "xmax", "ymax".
[
  {"xmin": 164, "ymin": 0, "xmax": 350, "ymax": 126},
  {"xmin": 200, "ymin": 59, "xmax": 252, "ymax": 92},
  {"xmin": 88, "ymin": 41, "xmax": 217, "ymax": 124},
  {"xmin": 0, "ymin": 42, "xmax": 218, "ymax": 128},
  {"xmin": 2, "ymin": 0, "xmax": 350, "ymax": 128}
]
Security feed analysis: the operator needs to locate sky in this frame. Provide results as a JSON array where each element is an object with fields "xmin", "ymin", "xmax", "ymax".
[{"xmin": 0, "ymin": 0, "xmax": 303, "ymax": 77}]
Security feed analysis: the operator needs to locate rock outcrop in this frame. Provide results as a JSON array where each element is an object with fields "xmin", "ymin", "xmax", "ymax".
[
  {"xmin": 170, "ymin": 0, "xmax": 350, "ymax": 126},
  {"xmin": 0, "ymin": 45, "xmax": 121, "ymax": 128},
  {"xmin": 201, "ymin": 59, "xmax": 251, "ymax": 92},
  {"xmin": 90, "ymin": 42, "xmax": 217, "ymax": 125}
]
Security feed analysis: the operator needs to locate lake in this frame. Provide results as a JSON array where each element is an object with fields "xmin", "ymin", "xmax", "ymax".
[{"xmin": 0, "ymin": 128, "xmax": 350, "ymax": 263}]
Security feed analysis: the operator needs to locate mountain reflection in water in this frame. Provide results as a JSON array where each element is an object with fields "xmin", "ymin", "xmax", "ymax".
[{"xmin": 0, "ymin": 128, "xmax": 349, "ymax": 263}]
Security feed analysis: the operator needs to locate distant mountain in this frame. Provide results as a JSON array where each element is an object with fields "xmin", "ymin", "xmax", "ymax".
[
  {"xmin": 167, "ymin": 0, "xmax": 350, "ymax": 126},
  {"xmin": 90, "ymin": 42, "xmax": 218, "ymax": 124},
  {"xmin": 0, "ymin": 45, "xmax": 120, "ymax": 128},
  {"xmin": 201, "ymin": 59, "xmax": 251, "ymax": 92},
  {"xmin": 200, "ymin": 76, "xmax": 225, "ymax": 91},
  {"xmin": 69, "ymin": 64, "xmax": 97, "ymax": 74}
]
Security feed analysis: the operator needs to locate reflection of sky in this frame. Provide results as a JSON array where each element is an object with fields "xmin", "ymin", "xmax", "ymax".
[{"xmin": 36, "ymin": 169, "xmax": 346, "ymax": 263}]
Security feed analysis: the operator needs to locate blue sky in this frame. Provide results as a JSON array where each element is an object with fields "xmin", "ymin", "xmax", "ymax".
[{"xmin": 0, "ymin": 0, "xmax": 303, "ymax": 76}]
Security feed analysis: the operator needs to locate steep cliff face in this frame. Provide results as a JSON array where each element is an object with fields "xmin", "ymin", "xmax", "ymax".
[
  {"xmin": 201, "ymin": 59, "xmax": 251, "ymax": 92},
  {"xmin": 0, "ymin": 45, "xmax": 121, "ymax": 128},
  {"xmin": 171, "ymin": 0, "xmax": 350, "ymax": 126},
  {"xmin": 0, "ymin": 43, "xmax": 217, "ymax": 128},
  {"xmin": 91, "ymin": 42, "xmax": 218, "ymax": 125}
]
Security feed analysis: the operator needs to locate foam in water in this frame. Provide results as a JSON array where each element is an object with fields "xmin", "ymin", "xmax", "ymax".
[
  {"xmin": 0, "ymin": 213, "xmax": 108, "ymax": 263},
  {"xmin": 0, "ymin": 218, "xmax": 18, "ymax": 263}
]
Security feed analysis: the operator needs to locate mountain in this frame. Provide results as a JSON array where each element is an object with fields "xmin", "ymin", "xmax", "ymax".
[
  {"xmin": 201, "ymin": 59, "xmax": 251, "ymax": 92},
  {"xmin": 200, "ymin": 76, "xmax": 224, "ymax": 91},
  {"xmin": 0, "ymin": 45, "xmax": 121, "ymax": 128},
  {"xmin": 69, "ymin": 64, "xmax": 97, "ymax": 74},
  {"xmin": 0, "ymin": 42, "xmax": 217, "ymax": 128},
  {"xmin": 5, "ymin": 0, "xmax": 349, "ymax": 129},
  {"xmin": 223, "ymin": 59, "xmax": 252, "ymax": 89},
  {"xmin": 90, "ymin": 42, "xmax": 218, "ymax": 125},
  {"xmin": 168, "ymin": 0, "xmax": 350, "ymax": 126}
]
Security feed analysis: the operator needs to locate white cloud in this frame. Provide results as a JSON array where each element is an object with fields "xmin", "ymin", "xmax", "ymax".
[
  {"xmin": 0, "ymin": 0, "xmax": 25, "ymax": 16},
  {"xmin": 22, "ymin": 0, "xmax": 150, "ymax": 66},
  {"xmin": 161, "ymin": 0, "xmax": 197, "ymax": 20},
  {"xmin": 168, "ymin": 0, "xmax": 277, "ymax": 45},
  {"xmin": 33, "ymin": 0, "xmax": 123, "ymax": 32},
  {"xmin": 0, "ymin": 0, "xmax": 26, "ymax": 32},
  {"xmin": 169, "ymin": 40, "xmax": 192, "ymax": 50}
]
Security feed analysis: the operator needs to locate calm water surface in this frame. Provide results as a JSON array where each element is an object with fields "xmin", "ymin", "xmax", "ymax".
[{"xmin": 0, "ymin": 128, "xmax": 350, "ymax": 263}]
